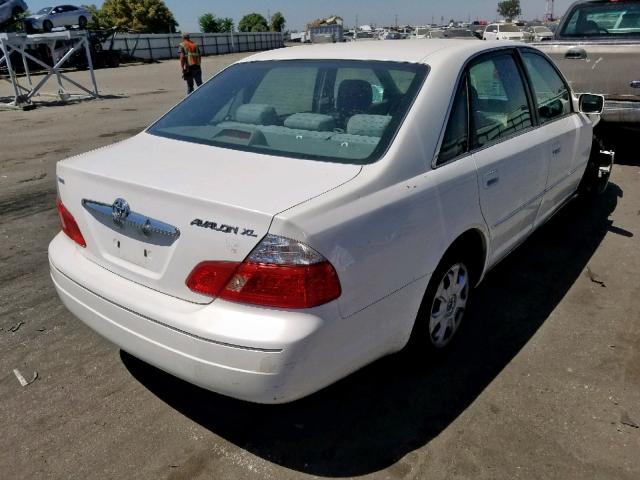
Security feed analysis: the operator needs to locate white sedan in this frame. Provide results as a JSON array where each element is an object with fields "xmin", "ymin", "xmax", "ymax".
[
  {"xmin": 26, "ymin": 4, "xmax": 92, "ymax": 32},
  {"xmin": 49, "ymin": 41, "xmax": 609, "ymax": 403},
  {"xmin": 483, "ymin": 23, "xmax": 526, "ymax": 41}
]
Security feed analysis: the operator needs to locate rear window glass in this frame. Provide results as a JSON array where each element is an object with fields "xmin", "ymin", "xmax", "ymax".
[
  {"xmin": 499, "ymin": 24, "xmax": 520, "ymax": 32},
  {"xmin": 149, "ymin": 60, "xmax": 428, "ymax": 165},
  {"xmin": 561, "ymin": 2, "xmax": 640, "ymax": 37}
]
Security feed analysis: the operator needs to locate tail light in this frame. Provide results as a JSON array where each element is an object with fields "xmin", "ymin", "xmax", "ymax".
[
  {"xmin": 186, "ymin": 235, "xmax": 341, "ymax": 309},
  {"xmin": 56, "ymin": 198, "xmax": 87, "ymax": 247}
]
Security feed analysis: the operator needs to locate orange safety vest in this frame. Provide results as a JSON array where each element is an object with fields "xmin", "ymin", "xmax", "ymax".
[{"xmin": 179, "ymin": 40, "xmax": 201, "ymax": 66}]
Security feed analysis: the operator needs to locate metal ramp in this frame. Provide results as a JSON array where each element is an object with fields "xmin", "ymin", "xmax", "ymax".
[{"xmin": 0, "ymin": 31, "xmax": 99, "ymax": 110}]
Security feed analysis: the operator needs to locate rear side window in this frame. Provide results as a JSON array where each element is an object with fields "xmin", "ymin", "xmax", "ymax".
[
  {"xmin": 521, "ymin": 52, "xmax": 571, "ymax": 123},
  {"xmin": 468, "ymin": 54, "xmax": 533, "ymax": 148},
  {"xmin": 437, "ymin": 78, "xmax": 469, "ymax": 165},
  {"xmin": 148, "ymin": 60, "xmax": 428, "ymax": 165}
]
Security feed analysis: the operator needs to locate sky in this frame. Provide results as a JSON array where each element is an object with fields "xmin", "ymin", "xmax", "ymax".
[{"xmin": 26, "ymin": 0, "xmax": 577, "ymax": 32}]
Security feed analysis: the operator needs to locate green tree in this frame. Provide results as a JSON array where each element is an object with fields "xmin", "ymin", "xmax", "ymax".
[
  {"xmin": 497, "ymin": 0, "xmax": 521, "ymax": 21},
  {"xmin": 100, "ymin": 0, "xmax": 178, "ymax": 33},
  {"xmin": 218, "ymin": 18, "xmax": 234, "ymax": 33},
  {"xmin": 270, "ymin": 12, "xmax": 286, "ymax": 32},
  {"xmin": 81, "ymin": 4, "xmax": 114, "ymax": 30},
  {"xmin": 238, "ymin": 13, "xmax": 268, "ymax": 32},
  {"xmin": 199, "ymin": 13, "xmax": 218, "ymax": 33}
]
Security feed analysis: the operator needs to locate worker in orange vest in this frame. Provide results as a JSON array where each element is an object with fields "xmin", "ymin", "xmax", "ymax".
[{"xmin": 178, "ymin": 33, "xmax": 203, "ymax": 95}]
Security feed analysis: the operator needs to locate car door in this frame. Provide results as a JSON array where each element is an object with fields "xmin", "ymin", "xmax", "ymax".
[
  {"xmin": 49, "ymin": 6, "xmax": 63, "ymax": 27},
  {"xmin": 469, "ymin": 51, "xmax": 549, "ymax": 265},
  {"xmin": 519, "ymin": 49, "xmax": 589, "ymax": 227}
]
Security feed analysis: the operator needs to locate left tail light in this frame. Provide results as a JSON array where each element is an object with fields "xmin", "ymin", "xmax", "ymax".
[{"xmin": 56, "ymin": 198, "xmax": 86, "ymax": 247}]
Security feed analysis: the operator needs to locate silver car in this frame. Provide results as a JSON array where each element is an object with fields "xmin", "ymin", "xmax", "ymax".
[
  {"xmin": 26, "ymin": 5, "xmax": 92, "ymax": 32},
  {"xmin": 0, "ymin": 0, "xmax": 27, "ymax": 28}
]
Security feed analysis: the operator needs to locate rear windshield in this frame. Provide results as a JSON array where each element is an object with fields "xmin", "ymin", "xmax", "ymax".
[
  {"xmin": 499, "ymin": 24, "xmax": 520, "ymax": 32},
  {"xmin": 148, "ymin": 60, "xmax": 428, "ymax": 165},
  {"xmin": 560, "ymin": 1, "xmax": 640, "ymax": 37}
]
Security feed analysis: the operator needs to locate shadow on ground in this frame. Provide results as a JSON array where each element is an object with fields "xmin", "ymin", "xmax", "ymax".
[{"xmin": 123, "ymin": 183, "xmax": 623, "ymax": 477}]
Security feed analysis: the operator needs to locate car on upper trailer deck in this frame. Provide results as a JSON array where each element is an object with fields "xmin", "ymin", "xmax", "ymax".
[
  {"xmin": 26, "ymin": 4, "xmax": 92, "ymax": 32},
  {"xmin": 49, "ymin": 40, "xmax": 609, "ymax": 404}
]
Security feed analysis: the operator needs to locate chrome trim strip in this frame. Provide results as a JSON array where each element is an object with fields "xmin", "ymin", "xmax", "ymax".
[
  {"xmin": 82, "ymin": 199, "xmax": 181, "ymax": 247},
  {"xmin": 52, "ymin": 263, "xmax": 283, "ymax": 354}
]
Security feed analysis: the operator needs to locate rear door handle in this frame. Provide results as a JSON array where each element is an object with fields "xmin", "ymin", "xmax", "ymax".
[
  {"xmin": 631, "ymin": 80, "xmax": 640, "ymax": 89},
  {"xmin": 552, "ymin": 142, "xmax": 562, "ymax": 156},
  {"xmin": 484, "ymin": 170, "xmax": 500, "ymax": 188},
  {"xmin": 565, "ymin": 47, "xmax": 587, "ymax": 60}
]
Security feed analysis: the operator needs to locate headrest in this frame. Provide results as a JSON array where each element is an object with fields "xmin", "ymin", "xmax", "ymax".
[
  {"xmin": 235, "ymin": 104, "xmax": 278, "ymax": 125},
  {"xmin": 337, "ymin": 79, "xmax": 373, "ymax": 113},
  {"xmin": 284, "ymin": 113, "xmax": 335, "ymax": 131},
  {"xmin": 347, "ymin": 114, "xmax": 392, "ymax": 137}
]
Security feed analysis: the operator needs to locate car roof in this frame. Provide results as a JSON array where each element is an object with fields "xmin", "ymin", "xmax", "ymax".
[{"xmin": 237, "ymin": 40, "xmax": 514, "ymax": 66}]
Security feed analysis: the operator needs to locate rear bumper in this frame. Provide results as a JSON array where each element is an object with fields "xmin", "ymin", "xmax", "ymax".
[{"xmin": 48, "ymin": 233, "xmax": 352, "ymax": 404}]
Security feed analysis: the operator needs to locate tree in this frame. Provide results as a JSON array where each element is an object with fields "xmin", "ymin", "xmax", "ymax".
[
  {"xmin": 199, "ymin": 13, "xmax": 218, "ymax": 33},
  {"xmin": 238, "ymin": 13, "xmax": 268, "ymax": 32},
  {"xmin": 270, "ymin": 12, "xmax": 286, "ymax": 32},
  {"xmin": 497, "ymin": 0, "xmax": 522, "ymax": 21},
  {"xmin": 218, "ymin": 18, "xmax": 234, "ymax": 33},
  {"xmin": 81, "ymin": 4, "xmax": 114, "ymax": 30},
  {"xmin": 99, "ymin": 0, "xmax": 178, "ymax": 33}
]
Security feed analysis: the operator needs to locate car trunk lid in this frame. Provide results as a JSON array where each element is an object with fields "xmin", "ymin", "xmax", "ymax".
[{"xmin": 57, "ymin": 133, "xmax": 361, "ymax": 303}]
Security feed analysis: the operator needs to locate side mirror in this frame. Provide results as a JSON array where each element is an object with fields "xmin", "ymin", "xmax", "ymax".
[{"xmin": 579, "ymin": 93, "xmax": 605, "ymax": 114}]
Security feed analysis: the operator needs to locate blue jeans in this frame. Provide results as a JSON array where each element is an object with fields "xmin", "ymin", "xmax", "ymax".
[{"xmin": 185, "ymin": 66, "xmax": 203, "ymax": 94}]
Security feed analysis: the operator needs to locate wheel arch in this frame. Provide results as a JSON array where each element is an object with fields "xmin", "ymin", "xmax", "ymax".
[{"xmin": 444, "ymin": 227, "xmax": 489, "ymax": 287}]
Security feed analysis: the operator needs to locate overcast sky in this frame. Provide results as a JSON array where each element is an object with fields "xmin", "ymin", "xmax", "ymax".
[{"xmin": 27, "ymin": 0, "xmax": 577, "ymax": 32}]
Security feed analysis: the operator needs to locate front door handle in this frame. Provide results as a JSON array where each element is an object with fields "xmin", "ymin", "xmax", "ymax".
[
  {"xmin": 552, "ymin": 142, "xmax": 562, "ymax": 156},
  {"xmin": 565, "ymin": 47, "xmax": 587, "ymax": 60}
]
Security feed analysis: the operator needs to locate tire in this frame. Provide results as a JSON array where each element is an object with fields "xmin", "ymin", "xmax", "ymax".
[
  {"xmin": 579, "ymin": 139, "xmax": 614, "ymax": 196},
  {"xmin": 43, "ymin": 20, "xmax": 53, "ymax": 32},
  {"xmin": 407, "ymin": 251, "xmax": 473, "ymax": 357},
  {"xmin": 78, "ymin": 16, "xmax": 87, "ymax": 29}
]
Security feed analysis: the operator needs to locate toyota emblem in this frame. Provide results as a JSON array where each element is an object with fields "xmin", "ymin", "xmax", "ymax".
[{"xmin": 112, "ymin": 198, "xmax": 130, "ymax": 222}]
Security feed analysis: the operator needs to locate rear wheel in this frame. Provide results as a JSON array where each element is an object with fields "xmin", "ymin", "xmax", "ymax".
[
  {"xmin": 78, "ymin": 16, "xmax": 87, "ymax": 29},
  {"xmin": 43, "ymin": 20, "xmax": 53, "ymax": 32},
  {"xmin": 407, "ymin": 252, "xmax": 473, "ymax": 357}
]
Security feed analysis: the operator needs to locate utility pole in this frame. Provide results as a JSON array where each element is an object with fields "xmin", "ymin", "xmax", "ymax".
[
  {"xmin": 544, "ymin": 0, "xmax": 555, "ymax": 21},
  {"xmin": 395, "ymin": 14, "xmax": 398, "ymax": 29}
]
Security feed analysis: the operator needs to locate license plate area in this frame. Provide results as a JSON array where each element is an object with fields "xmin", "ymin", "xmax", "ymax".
[{"xmin": 111, "ymin": 236, "xmax": 156, "ymax": 269}]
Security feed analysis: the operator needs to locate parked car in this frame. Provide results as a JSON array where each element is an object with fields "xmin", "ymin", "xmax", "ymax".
[
  {"xmin": 483, "ymin": 23, "xmax": 525, "ymax": 41},
  {"xmin": 523, "ymin": 25, "xmax": 554, "ymax": 42},
  {"xmin": 535, "ymin": 0, "xmax": 640, "ymax": 127},
  {"xmin": 49, "ymin": 40, "xmax": 608, "ymax": 404},
  {"xmin": 0, "ymin": 0, "xmax": 27, "ymax": 29},
  {"xmin": 26, "ymin": 4, "xmax": 92, "ymax": 32},
  {"xmin": 441, "ymin": 28, "xmax": 478, "ymax": 39}
]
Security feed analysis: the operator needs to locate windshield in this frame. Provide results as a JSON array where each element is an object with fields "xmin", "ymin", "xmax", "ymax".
[
  {"xmin": 149, "ymin": 60, "xmax": 428, "ymax": 165},
  {"xmin": 561, "ymin": 2, "xmax": 640, "ymax": 37},
  {"xmin": 499, "ymin": 24, "xmax": 520, "ymax": 32},
  {"xmin": 36, "ymin": 7, "xmax": 53, "ymax": 14}
]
